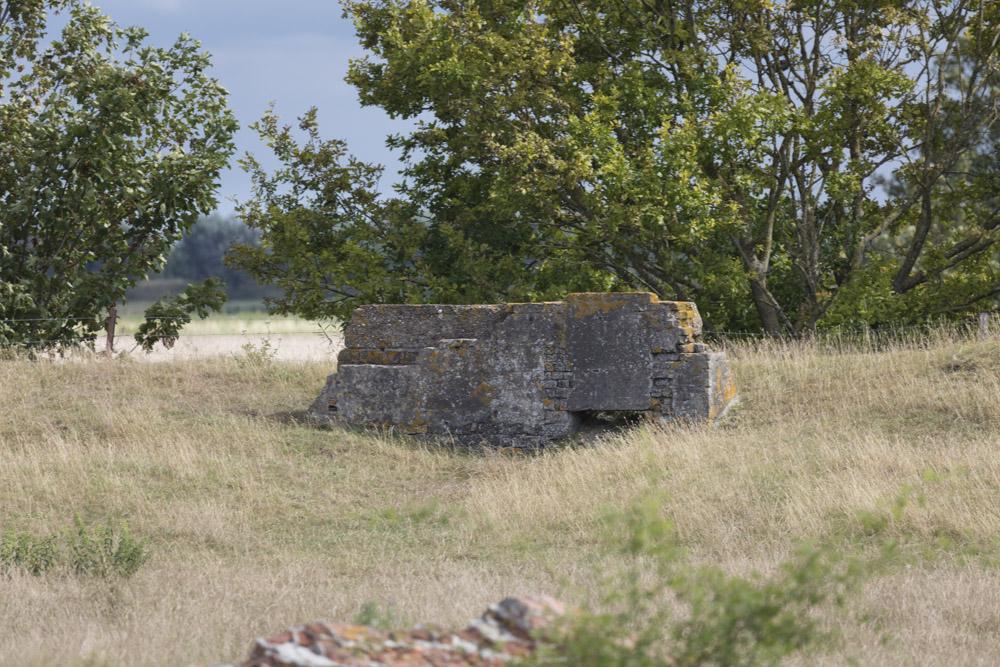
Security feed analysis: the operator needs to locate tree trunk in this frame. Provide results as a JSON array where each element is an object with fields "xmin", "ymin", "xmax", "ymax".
[
  {"xmin": 105, "ymin": 303, "xmax": 117, "ymax": 355},
  {"xmin": 749, "ymin": 278, "xmax": 784, "ymax": 337},
  {"xmin": 893, "ymin": 185, "xmax": 934, "ymax": 294}
]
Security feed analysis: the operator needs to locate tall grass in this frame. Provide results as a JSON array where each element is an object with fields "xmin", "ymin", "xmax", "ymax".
[
  {"xmin": 1, "ymin": 330, "xmax": 999, "ymax": 665},
  {"xmin": 709, "ymin": 312, "xmax": 999, "ymax": 356}
]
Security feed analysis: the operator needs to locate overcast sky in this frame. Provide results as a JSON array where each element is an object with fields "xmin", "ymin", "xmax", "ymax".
[{"xmin": 93, "ymin": 0, "xmax": 412, "ymax": 215}]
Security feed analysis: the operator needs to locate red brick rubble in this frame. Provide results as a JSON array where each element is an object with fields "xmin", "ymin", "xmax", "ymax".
[{"xmin": 233, "ymin": 596, "xmax": 566, "ymax": 667}]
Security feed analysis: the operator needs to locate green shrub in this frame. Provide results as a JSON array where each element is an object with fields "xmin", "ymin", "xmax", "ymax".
[
  {"xmin": 235, "ymin": 337, "xmax": 277, "ymax": 369},
  {"xmin": 524, "ymin": 496, "xmax": 881, "ymax": 667},
  {"xmin": 353, "ymin": 601, "xmax": 403, "ymax": 630},
  {"xmin": 69, "ymin": 517, "xmax": 148, "ymax": 579},
  {"xmin": 0, "ymin": 529, "xmax": 58, "ymax": 575},
  {"xmin": 0, "ymin": 518, "xmax": 148, "ymax": 579}
]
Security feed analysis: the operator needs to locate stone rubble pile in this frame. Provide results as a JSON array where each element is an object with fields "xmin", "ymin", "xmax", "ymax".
[{"xmin": 229, "ymin": 596, "xmax": 566, "ymax": 667}]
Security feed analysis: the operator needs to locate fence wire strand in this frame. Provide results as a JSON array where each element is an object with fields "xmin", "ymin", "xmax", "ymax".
[{"xmin": 0, "ymin": 313, "xmax": 995, "ymax": 350}]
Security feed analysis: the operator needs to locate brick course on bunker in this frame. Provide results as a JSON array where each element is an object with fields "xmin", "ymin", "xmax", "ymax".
[{"xmin": 312, "ymin": 292, "xmax": 737, "ymax": 447}]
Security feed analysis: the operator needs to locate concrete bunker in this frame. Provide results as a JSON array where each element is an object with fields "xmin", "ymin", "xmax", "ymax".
[{"xmin": 312, "ymin": 292, "xmax": 737, "ymax": 448}]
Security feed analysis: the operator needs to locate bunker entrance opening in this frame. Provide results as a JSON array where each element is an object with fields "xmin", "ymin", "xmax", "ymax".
[{"xmin": 571, "ymin": 410, "xmax": 648, "ymax": 435}]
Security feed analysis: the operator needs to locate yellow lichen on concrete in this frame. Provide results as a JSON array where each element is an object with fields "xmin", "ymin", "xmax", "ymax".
[
  {"xmin": 567, "ymin": 292, "xmax": 658, "ymax": 318},
  {"xmin": 471, "ymin": 381, "xmax": 495, "ymax": 406},
  {"xmin": 668, "ymin": 301, "xmax": 702, "ymax": 341},
  {"xmin": 404, "ymin": 414, "xmax": 429, "ymax": 434},
  {"xmin": 423, "ymin": 349, "xmax": 448, "ymax": 375},
  {"xmin": 709, "ymin": 365, "xmax": 738, "ymax": 420}
]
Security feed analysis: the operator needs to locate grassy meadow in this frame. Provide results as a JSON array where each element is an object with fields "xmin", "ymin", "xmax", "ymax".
[{"xmin": 1, "ymin": 328, "xmax": 1000, "ymax": 665}]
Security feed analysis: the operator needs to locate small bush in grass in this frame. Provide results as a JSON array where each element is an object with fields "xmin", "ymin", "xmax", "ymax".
[
  {"xmin": 69, "ymin": 516, "xmax": 148, "ymax": 579},
  {"xmin": 235, "ymin": 337, "xmax": 277, "ymax": 369},
  {"xmin": 0, "ymin": 529, "xmax": 58, "ymax": 575},
  {"xmin": 0, "ymin": 518, "xmax": 148, "ymax": 579},
  {"xmin": 524, "ymin": 496, "xmax": 886, "ymax": 667},
  {"xmin": 353, "ymin": 601, "xmax": 403, "ymax": 630}
]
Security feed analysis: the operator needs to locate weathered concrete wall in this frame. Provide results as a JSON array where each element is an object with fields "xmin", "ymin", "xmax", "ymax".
[{"xmin": 312, "ymin": 293, "xmax": 736, "ymax": 447}]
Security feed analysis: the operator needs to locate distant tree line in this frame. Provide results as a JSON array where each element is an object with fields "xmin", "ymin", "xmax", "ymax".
[{"xmin": 140, "ymin": 215, "xmax": 273, "ymax": 302}]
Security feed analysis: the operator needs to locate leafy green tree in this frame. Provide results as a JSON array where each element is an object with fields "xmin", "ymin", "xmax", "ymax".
[
  {"xmin": 232, "ymin": 107, "xmax": 581, "ymax": 323},
  {"xmin": 0, "ymin": 0, "xmax": 237, "ymax": 350},
  {"xmin": 237, "ymin": 0, "xmax": 999, "ymax": 333}
]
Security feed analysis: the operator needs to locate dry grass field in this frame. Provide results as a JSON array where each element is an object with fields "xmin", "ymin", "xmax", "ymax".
[{"xmin": 1, "ymin": 330, "xmax": 1000, "ymax": 665}]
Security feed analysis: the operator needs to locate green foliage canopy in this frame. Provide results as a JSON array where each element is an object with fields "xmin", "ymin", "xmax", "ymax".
[
  {"xmin": 0, "ymin": 0, "xmax": 237, "ymax": 349},
  {"xmin": 237, "ymin": 0, "xmax": 1000, "ymax": 333}
]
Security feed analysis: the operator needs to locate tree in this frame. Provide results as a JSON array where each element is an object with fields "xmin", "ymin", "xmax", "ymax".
[
  {"xmin": 0, "ymin": 0, "xmax": 237, "ymax": 350},
  {"xmin": 164, "ymin": 215, "xmax": 266, "ymax": 299},
  {"xmin": 237, "ymin": 0, "xmax": 1000, "ymax": 333},
  {"xmin": 233, "ymin": 107, "xmax": 595, "ymax": 323}
]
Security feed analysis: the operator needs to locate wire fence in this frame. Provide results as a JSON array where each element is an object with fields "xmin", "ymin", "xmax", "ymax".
[
  {"xmin": 1, "ymin": 334, "xmax": 335, "ymax": 347},
  {"xmin": 704, "ymin": 315, "xmax": 995, "ymax": 339},
  {"xmin": 0, "ymin": 314, "xmax": 341, "ymax": 354},
  {"xmin": 700, "ymin": 313, "xmax": 1000, "ymax": 357},
  {"xmin": 0, "ymin": 312, "xmax": 996, "ymax": 353}
]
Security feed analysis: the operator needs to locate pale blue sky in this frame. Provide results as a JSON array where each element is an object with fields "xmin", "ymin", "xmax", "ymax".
[{"xmin": 94, "ymin": 0, "xmax": 411, "ymax": 214}]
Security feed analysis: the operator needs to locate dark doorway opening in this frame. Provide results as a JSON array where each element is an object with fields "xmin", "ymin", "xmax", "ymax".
[{"xmin": 570, "ymin": 410, "xmax": 649, "ymax": 439}]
